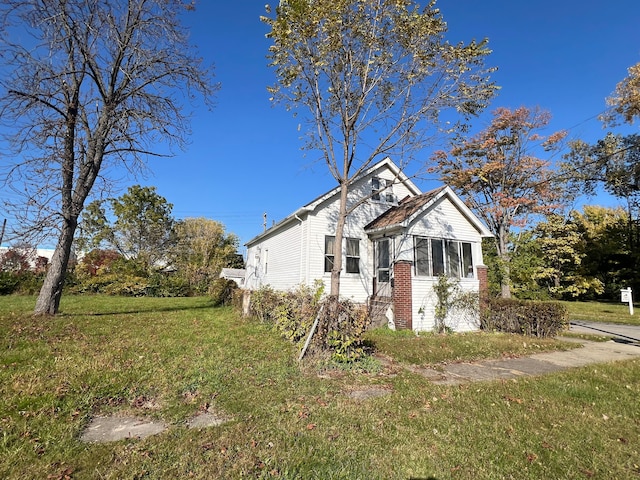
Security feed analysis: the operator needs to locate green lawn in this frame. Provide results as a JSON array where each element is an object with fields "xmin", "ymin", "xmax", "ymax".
[
  {"xmin": 562, "ymin": 300, "xmax": 640, "ymax": 326},
  {"xmin": 1, "ymin": 295, "xmax": 639, "ymax": 479}
]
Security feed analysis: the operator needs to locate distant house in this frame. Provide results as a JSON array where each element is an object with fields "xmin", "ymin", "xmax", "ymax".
[
  {"xmin": 220, "ymin": 268, "xmax": 246, "ymax": 287},
  {"xmin": 244, "ymin": 158, "xmax": 492, "ymax": 332},
  {"xmin": 0, "ymin": 246, "xmax": 58, "ymax": 271}
]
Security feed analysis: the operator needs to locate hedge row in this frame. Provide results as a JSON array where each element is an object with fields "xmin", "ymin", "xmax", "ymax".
[{"xmin": 482, "ymin": 298, "xmax": 569, "ymax": 338}]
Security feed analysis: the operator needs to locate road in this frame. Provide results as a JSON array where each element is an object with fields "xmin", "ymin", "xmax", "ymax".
[{"xmin": 570, "ymin": 321, "xmax": 640, "ymax": 344}]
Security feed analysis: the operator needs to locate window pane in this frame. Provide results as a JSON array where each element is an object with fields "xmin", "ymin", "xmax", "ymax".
[
  {"xmin": 346, "ymin": 238, "xmax": 359, "ymax": 257},
  {"xmin": 346, "ymin": 257, "xmax": 359, "ymax": 274},
  {"xmin": 447, "ymin": 241, "xmax": 460, "ymax": 277},
  {"xmin": 346, "ymin": 238, "xmax": 360, "ymax": 273},
  {"xmin": 415, "ymin": 237, "xmax": 430, "ymax": 276},
  {"xmin": 462, "ymin": 242, "xmax": 473, "ymax": 277},
  {"xmin": 372, "ymin": 177, "xmax": 380, "ymax": 201},
  {"xmin": 378, "ymin": 269, "xmax": 390, "ymax": 283},
  {"xmin": 377, "ymin": 239, "xmax": 389, "ymax": 269},
  {"xmin": 324, "ymin": 236, "xmax": 335, "ymax": 273},
  {"xmin": 324, "ymin": 256, "xmax": 334, "ymax": 273},
  {"xmin": 431, "ymin": 239, "xmax": 444, "ymax": 276},
  {"xmin": 325, "ymin": 236, "xmax": 335, "ymax": 255}
]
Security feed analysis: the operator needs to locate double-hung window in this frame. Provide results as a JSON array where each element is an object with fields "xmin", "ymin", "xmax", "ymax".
[
  {"xmin": 371, "ymin": 177, "xmax": 395, "ymax": 203},
  {"xmin": 325, "ymin": 236, "xmax": 361, "ymax": 274},
  {"xmin": 346, "ymin": 238, "xmax": 360, "ymax": 274},
  {"xmin": 324, "ymin": 236, "xmax": 335, "ymax": 273}
]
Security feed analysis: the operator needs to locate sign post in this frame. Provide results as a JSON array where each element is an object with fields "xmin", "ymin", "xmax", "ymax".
[{"xmin": 620, "ymin": 287, "xmax": 634, "ymax": 315}]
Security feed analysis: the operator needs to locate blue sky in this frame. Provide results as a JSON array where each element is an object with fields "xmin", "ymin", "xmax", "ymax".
[{"xmin": 3, "ymin": 1, "xmax": 640, "ymax": 251}]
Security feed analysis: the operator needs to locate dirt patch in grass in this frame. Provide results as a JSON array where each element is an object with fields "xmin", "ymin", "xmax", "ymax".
[{"xmin": 345, "ymin": 385, "xmax": 393, "ymax": 400}]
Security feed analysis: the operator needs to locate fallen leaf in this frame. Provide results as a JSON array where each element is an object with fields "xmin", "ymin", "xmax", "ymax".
[
  {"xmin": 580, "ymin": 468, "xmax": 594, "ymax": 477},
  {"xmin": 306, "ymin": 423, "xmax": 316, "ymax": 430},
  {"xmin": 526, "ymin": 452, "xmax": 538, "ymax": 463}
]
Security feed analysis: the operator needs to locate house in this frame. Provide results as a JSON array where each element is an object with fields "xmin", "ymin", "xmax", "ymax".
[
  {"xmin": 244, "ymin": 158, "xmax": 492, "ymax": 332},
  {"xmin": 219, "ymin": 268, "xmax": 246, "ymax": 287}
]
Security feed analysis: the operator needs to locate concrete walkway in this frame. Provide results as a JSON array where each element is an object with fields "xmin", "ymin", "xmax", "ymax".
[{"xmin": 399, "ymin": 338, "xmax": 640, "ymax": 386}]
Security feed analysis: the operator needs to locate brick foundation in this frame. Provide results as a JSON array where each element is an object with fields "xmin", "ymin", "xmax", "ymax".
[
  {"xmin": 476, "ymin": 264, "xmax": 488, "ymax": 309},
  {"xmin": 392, "ymin": 260, "xmax": 413, "ymax": 330}
]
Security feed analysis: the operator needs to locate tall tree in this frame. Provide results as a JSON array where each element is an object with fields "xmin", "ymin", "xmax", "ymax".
[
  {"xmin": 170, "ymin": 217, "xmax": 240, "ymax": 293},
  {"xmin": 601, "ymin": 61, "xmax": 640, "ymax": 126},
  {"xmin": 79, "ymin": 185, "xmax": 176, "ymax": 272},
  {"xmin": 0, "ymin": 0, "xmax": 216, "ymax": 314},
  {"xmin": 570, "ymin": 205, "xmax": 633, "ymax": 298},
  {"xmin": 431, "ymin": 106, "xmax": 567, "ymax": 298},
  {"xmin": 263, "ymin": 0, "xmax": 496, "ymax": 297}
]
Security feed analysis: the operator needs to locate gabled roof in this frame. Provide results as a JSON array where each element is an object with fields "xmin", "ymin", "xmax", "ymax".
[
  {"xmin": 364, "ymin": 185, "xmax": 493, "ymax": 237},
  {"xmin": 245, "ymin": 157, "xmax": 421, "ymax": 246}
]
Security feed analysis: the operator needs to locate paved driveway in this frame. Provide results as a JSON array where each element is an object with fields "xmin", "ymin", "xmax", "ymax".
[{"xmin": 570, "ymin": 320, "xmax": 640, "ymax": 344}]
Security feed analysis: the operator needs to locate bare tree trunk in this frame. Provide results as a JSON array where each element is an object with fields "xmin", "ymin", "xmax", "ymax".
[
  {"xmin": 497, "ymin": 225, "xmax": 511, "ymax": 299},
  {"xmin": 34, "ymin": 216, "xmax": 77, "ymax": 315},
  {"xmin": 330, "ymin": 181, "xmax": 349, "ymax": 297}
]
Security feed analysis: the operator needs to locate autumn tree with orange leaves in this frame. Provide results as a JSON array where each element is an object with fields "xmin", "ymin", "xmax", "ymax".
[{"xmin": 431, "ymin": 106, "xmax": 567, "ymax": 298}]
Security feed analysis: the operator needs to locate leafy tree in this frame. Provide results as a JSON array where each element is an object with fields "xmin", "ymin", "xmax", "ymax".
[
  {"xmin": 601, "ymin": 62, "xmax": 640, "ymax": 126},
  {"xmin": 432, "ymin": 106, "xmax": 567, "ymax": 298},
  {"xmin": 0, "ymin": 246, "xmax": 31, "ymax": 274},
  {"xmin": 75, "ymin": 249, "xmax": 122, "ymax": 278},
  {"xmin": 570, "ymin": 205, "xmax": 635, "ymax": 299},
  {"xmin": 0, "ymin": 1, "xmax": 216, "ymax": 314},
  {"xmin": 532, "ymin": 213, "xmax": 603, "ymax": 299},
  {"xmin": 263, "ymin": 0, "xmax": 496, "ymax": 297},
  {"xmin": 79, "ymin": 186, "xmax": 175, "ymax": 272},
  {"xmin": 170, "ymin": 217, "xmax": 241, "ymax": 294},
  {"xmin": 562, "ymin": 59, "xmax": 640, "ymax": 282}
]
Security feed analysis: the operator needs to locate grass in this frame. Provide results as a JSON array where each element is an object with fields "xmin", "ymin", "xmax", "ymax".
[
  {"xmin": 562, "ymin": 300, "xmax": 640, "ymax": 326},
  {"xmin": 1, "ymin": 295, "xmax": 639, "ymax": 479}
]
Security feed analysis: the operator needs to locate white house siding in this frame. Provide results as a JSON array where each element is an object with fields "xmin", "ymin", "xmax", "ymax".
[
  {"xmin": 245, "ymin": 219, "xmax": 303, "ymax": 291},
  {"xmin": 391, "ymin": 195, "xmax": 484, "ymax": 332},
  {"xmin": 411, "ymin": 277, "xmax": 480, "ymax": 332}
]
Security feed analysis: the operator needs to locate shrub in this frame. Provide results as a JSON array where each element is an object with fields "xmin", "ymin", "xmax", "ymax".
[
  {"xmin": 247, "ymin": 283, "xmax": 371, "ymax": 362},
  {"xmin": 315, "ymin": 297, "xmax": 371, "ymax": 362},
  {"xmin": 482, "ymin": 298, "xmax": 568, "ymax": 338},
  {"xmin": 208, "ymin": 278, "xmax": 238, "ymax": 306},
  {"xmin": 0, "ymin": 271, "xmax": 20, "ymax": 295},
  {"xmin": 146, "ymin": 272, "xmax": 192, "ymax": 297}
]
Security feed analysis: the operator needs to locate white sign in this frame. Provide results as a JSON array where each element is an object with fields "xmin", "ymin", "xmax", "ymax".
[{"xmin": 620, "ymin": 287, "xmax": 634, "ymax": 315}]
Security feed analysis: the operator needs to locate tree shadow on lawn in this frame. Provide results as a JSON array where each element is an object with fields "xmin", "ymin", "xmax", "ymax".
[{"xmin": 58, "ymin": 301, "xmax": 216, "ymax": 317}]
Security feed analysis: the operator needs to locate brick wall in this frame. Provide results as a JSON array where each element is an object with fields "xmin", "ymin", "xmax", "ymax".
[{"xmin": 392, "ymin": 260, "xmax": 413, "ymax": 330}]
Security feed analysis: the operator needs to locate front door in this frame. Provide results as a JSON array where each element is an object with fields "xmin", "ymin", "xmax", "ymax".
[{"xmin": 374, "ymin": 238, "xmax": 391, "ymax": 297}]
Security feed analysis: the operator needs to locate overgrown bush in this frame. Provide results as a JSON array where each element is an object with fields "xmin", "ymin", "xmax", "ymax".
[
  {"xmin": 208, "ymin": 278, "xmax": 238, "ymax": 306},
  {"xmin": 481, "ymin": 298, "xmax": 568, "ymax": 337},
  {"xmin": 314, "ymin": 297, "xmax": 370, "ymax": 362},
  {"xmin": 146, "ymin": 272, "xmax": 191, "ymax": 297},
  {"xmin": 247, "ymin": 283, "xmax": 371, "ymax": 362}
]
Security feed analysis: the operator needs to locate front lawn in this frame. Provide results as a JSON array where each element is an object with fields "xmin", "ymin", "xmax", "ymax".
[
  {"xmin": 562, "ymin": 300, "xmax": 640, "ymax": 326},
  {"xmin": 1, "ymin": 295, "xmax": 638, "ymax": 479}
]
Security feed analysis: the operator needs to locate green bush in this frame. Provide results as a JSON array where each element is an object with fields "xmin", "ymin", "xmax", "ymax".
[
  {"xmin": 0, "ymin": 271, "xmax": 20, "ymax": 295},
  {"xmin": 0, "ymin": 271, "xmax": 44, "ymax": 295},
  {"xmin": 482, "ymin": 298, "xmax": 569, "ymax": 338},
  {"xmin": 146, "ymin": 272, "xmax": 192, "ymax": 297},
  {"xmin": 208, "ymin": 278, "xmax": 238, "ymax": 306}
]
